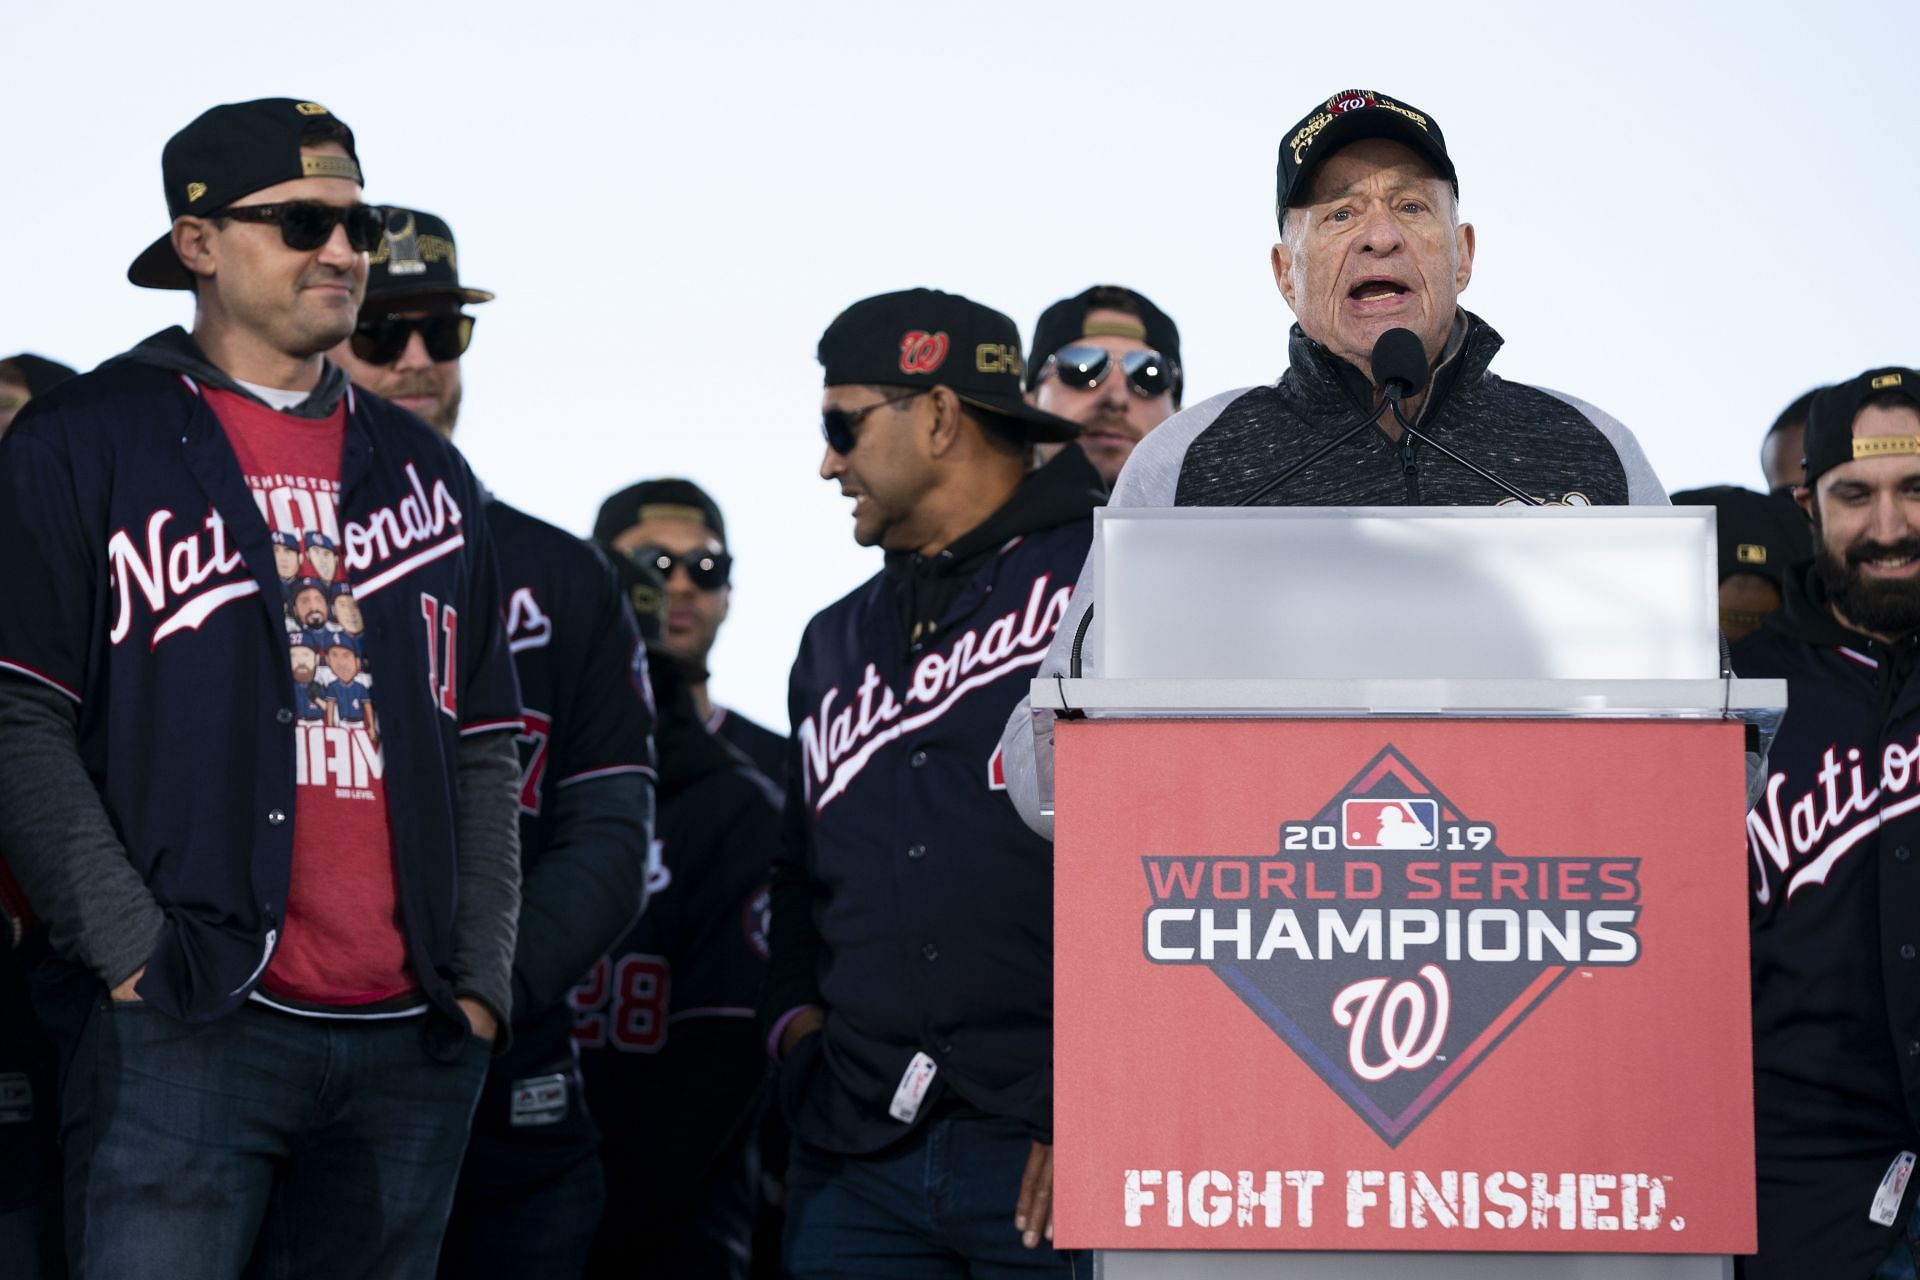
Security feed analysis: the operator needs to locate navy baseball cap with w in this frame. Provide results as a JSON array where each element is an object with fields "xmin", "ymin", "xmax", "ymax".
[
  {"xmin": 1276, "ymin": 89, "xmax": 1456, "ymax": 225},
  {"xmin": 817, "ymin": 288, "xmax": 1078, "ymax": 442},
  {"xmin": 129, "ymin": 98, "xmax": 365, "ymax": 291}
]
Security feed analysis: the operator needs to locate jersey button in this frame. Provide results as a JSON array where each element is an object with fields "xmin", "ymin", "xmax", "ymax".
[
  {"xmin": 909, "ymin": 750, "xmax": 928, "ymax": 768},
  {"xmin": 922, "ymin": 943, "xmax": 939, "ymax": 961},
  {"xmin": 275, "ymin": 708, "xmax": 293, "ymax": 725},
  {"xmin": 1900, "ymin": 847, "xmax": 1914, "ymax": 863},
  {"xmin": 939, "ymin": 1040, "xmax": 955, "ymax": 1055},
  {"xmin": 907, "ymin": 843, "xmax": 927, "ymax": 860},
  {"xmin": 1904, "ymin": 945, "xmax": 1917, "ymax": 961},
  {"xmin": 1910, "ymin": 1041, "xmax": 1920, "ymax": 1058},
  {"xmin": 266, "ymin": 809, "xmax": 286, "ymax": 826}
]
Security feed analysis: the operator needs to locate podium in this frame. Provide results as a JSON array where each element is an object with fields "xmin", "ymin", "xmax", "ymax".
[{"xmin": 1026, "ymin": 507, "xmax": 1784, "ymax": 1279}]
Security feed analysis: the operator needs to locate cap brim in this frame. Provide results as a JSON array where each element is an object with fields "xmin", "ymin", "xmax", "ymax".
[
  {"xmin": 128, "ymin": 232, "xmax": 194, "ymax": 291},
  {"xmin": 954, "ymin": 393, "xmax": 1081, "ymax": 443},
  {"xmin": 1286, "ymin": 113, "xmax": 1457, "ymax": 209},
  {"xmin": 363, "ymin": 285, "xmax": 497, "ymax": 309}
]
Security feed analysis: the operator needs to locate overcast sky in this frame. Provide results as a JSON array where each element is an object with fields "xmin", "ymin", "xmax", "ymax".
[{"xmin": 4, "ymin": 0, "xmax": 1914, "ymax": 729}]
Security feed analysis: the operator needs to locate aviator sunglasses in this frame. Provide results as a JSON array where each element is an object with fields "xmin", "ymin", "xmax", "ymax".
[
  {"xmin": 349, "ymin": 314, "xmax": 477, "ymax": 366},
  {"xmin": 626, "ymin": 546, "xmax": 733, "ymax": 591},
  {"xmin": 216, "ymin": 201, "xmax": 388, "ymax": 254},
  {"xmin": 1041, "ymin": 344, "xmax": 1178, "ymax": 399},
  {"xmin": 821, "ymin": 388, "xmax": 928, "ymax": 456}
]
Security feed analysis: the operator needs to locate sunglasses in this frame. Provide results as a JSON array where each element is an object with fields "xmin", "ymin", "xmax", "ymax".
[
  {"xmin": 626, "ymin": 546, "xmax": 732, "ymax": 591},
  {"xmin": 216, "ymin": 201, "xmax": 387, "ymax": 253},
  {"xmin": 1042, "ymin": 344, "xmax": 1178, "ymax": 399},
  {"xmin": 821, "ymin": 388, "xmax": 928, "ymax": 456},
  {"xmin": 349, "ymin": 314, "xmax": 476, "ymax": 366}
]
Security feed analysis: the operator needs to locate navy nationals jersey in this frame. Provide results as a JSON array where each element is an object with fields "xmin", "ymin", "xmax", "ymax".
[
  {"xmin": 763, "ymin": 449, "xmax": 1099, "ymax": 1155},
  {"xmin": 1735, "ymin": 567, "xmax": 1920, "ymax": 1278},
  {"xmin": 0, "ymin": 361, "xmax": 522, "ymax": 1036},
  {"xmin": 457, "ymin": 499, "xmax": 657, "ymax": 1200}
]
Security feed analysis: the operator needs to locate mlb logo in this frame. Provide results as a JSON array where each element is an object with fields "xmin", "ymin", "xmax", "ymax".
[{"xmin": 1343, "ymin": 798, "xmax": 1439, "ymax": 850}]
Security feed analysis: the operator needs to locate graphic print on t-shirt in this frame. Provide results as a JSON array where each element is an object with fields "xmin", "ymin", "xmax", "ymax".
[
  {"xmin": 265, "ymin": 489, "xmax": 383, "ymax": 796},
  {"xmin": 206, "ymin": 386, "xmax": 410, "ymax": 1008}
]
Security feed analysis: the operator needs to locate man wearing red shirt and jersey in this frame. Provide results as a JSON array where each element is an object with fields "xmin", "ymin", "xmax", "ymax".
[{"xmin": 0, "ymin": 99, "xmax": 524, "ymax": 1278}]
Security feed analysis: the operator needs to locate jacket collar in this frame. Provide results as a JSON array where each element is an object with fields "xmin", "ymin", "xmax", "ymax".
[{"xmin": 1278, "ymin": 309, "xmax": 1503, "ymax": 427}]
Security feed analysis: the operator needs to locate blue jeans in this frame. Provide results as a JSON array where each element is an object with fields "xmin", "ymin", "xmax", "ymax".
[
  {"xmin": 61, "ymin": 999, "xmax": 489, "ymax": 1280},
  {"xmin": 439, "ymin": 1151, "xmax": 604, "ymax": 1280},
  {"xmin": 1878, "ymin": 1196, "xmax": 1920, "ymax": 1279},
  {"xmin": 784, "ymin": 1111, "xmax": 1084, "ymax": 1279}
]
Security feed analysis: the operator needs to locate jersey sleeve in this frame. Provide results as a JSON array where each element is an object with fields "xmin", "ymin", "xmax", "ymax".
[
  {"xmin": 0, "ymin": 414, "xmax": 97, "ymax": 704},
  {"xmin": 451, "ymin": 480, "xmax": 524, "ymax": 737},
  {"xmin": 549, "ymin": 547, "xmax": 657, "ymax": 789}
]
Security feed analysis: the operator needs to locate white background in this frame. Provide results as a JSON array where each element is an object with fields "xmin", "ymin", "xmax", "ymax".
[{"xmin": 4, "ymin": 0, "xmax": 1914, "ymax": 729}]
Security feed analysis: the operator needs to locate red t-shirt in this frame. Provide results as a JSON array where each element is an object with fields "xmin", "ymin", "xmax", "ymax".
[{"xmin": 206, "ymin": 386, "xmax": 415, "ymax": 1007}]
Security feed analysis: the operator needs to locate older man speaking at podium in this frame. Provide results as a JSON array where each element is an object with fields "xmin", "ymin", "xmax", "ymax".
[{"xmin": 1001, "ymin": 87, "xmax": 1668, "ymax": 836}]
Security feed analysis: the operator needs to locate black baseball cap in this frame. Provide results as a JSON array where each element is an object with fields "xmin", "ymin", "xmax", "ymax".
[
  {"xmin": 363, "ymin": 208, "xmax": 495, "ymax": 309},
  {"xmin": 1276, "ymin": 89, "xmax": 1456, "ymax": 225},
  {"xmin": 817, "ymin": 288, "xmax": 1079, "ymax": 443},
  {"xmin": 1025, "ymin": 285, "xmax": 1183, "ymax": 402},
  {"xmin": 1669, "ymin": 486, "xmax": 1808, "ymax": 586},
  {"xmin": 130, "ymin": 98, "xmax": 365, "ymax": 291},
  {"xmin": 593, "ymin": 478, "xmax": 727, "ymax": 549},
  {"xmin": 1802, "ymin": 367, "xmax": 1920, "ymax": 486}
]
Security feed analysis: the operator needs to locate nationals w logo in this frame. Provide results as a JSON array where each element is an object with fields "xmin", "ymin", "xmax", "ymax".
[
  {"xmin": 1139, "ymin": 746, "xmax": 1643, "ymax": 1146},
  {"xmin": 898, "ymin": 329, "xmax": 949, "ymax": 375}
]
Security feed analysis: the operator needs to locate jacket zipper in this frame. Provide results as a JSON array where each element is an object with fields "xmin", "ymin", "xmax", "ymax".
[{"xmin": 1398, "ymin": 434, "xmax": 1422, "ymax": 502}]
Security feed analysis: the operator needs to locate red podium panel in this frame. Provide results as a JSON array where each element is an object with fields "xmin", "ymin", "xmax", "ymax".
[{"xmin": 1053, "ymin": 718, "xmax": 1753, "ymax": 1255}]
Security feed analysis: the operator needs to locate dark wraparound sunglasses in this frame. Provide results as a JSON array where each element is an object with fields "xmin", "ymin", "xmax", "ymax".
[
  {"xmin": 349, "ymin": 314, "xmax": 476, "ymax": 366},
  {"xmin": 216, "ymin": 201, "xmax": 387, "ymax": 253},
  {"xmin": 1042, "ymin": 344, "xmax": 1178, "ymax": 399},
  {"xmin": 821, "ymin": 388, "xmax": 928, "ymax": 456},
  {"xmin": 626, "ymin": 546, "xmax": 732, "ymax": 591}
]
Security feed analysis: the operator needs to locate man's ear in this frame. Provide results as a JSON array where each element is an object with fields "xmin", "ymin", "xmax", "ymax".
[
  {"xmin": 1454, "ymin": 221, "xmax": 1477, "ymax": 294},
  {"xmin": 925, "ymin": 385, "xmax": 964, "ymax": 457},
  {"xmin": 171, "ymin": 217, "xmax": 218, "ymax": 283},
  {"xmin": 1271, "ymin": 242, "xmax": 1296, "ymax": 310},
  {"xmin": 1795, "ymin": 484, "xmax": 1816, "ymax": 524}
]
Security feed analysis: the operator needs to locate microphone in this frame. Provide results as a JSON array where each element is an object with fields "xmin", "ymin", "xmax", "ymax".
[
  {"xmin": 1370, "ymin": 327, "xmax": 1430, "ymax": 403},
  {"xmin": 1233, "ymin": 328, "xmax": 1429, "ymax": 508}
]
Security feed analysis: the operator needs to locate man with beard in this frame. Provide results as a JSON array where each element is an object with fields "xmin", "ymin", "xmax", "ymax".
[
  {"xmin": 331, "ymin": 207, "xmax": 657, "ymax": 1280},
  {"xmin": 289, "ymin": 578, "xmax": 330, "ymax": 631},
  {"xmin": 1734, "ymin": 366, "xmax": 1920, "ymax": 1278},
  {"xmin": 1024, "ymin": 286, "xmax": 1181, "ymax": 489},
  {"xmin": 593, "ymin": 480, "xmax": 785, "ymax": 780}
]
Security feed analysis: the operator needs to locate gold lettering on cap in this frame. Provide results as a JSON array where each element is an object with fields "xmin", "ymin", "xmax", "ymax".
[
  {"xmin": 1736, "ymin": 543, "xmax": 1768, "ymax": 565},
  {"xmin": 295, "ymin": 102, "xmax": 330, "ymax": 117},
  {"xmin": 1081, "ymin": 318, "xmax": 1148, "ymax": 342},
  {"xmin": 301, "ymin": 155, "xmax": 361, "ymax": 182},
  {"xmin": 976, "ymin": 343, "xmax": 1022, "ymax": 375},
  {"xmin": 186, "ymin": 182, "xmax": 208, "ymax": 204},
  {"xmin": 1851, "ymin": 434, "xmax": 1920, "ymax": 460},
  {"xmin": 1873, "ymin": 373, "xmax": 1905, "ymax": 390}
]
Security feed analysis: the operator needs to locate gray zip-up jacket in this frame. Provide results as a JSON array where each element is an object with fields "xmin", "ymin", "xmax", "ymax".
[{"xmin": 999, "ymin": 310, "xmax": 1666, "ymax": 836}]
